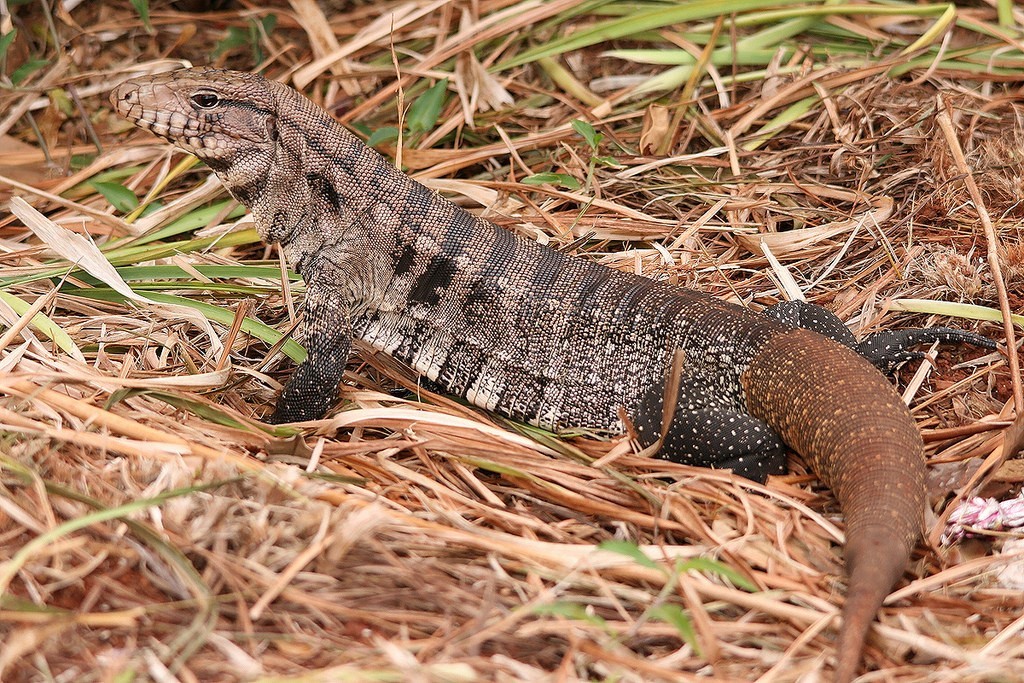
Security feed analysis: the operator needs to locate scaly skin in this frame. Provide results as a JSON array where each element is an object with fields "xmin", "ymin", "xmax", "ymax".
[
  {"xmin": 111, "ymin": 68, "xmax": 992, "ymax": 681},
  {"xmin": 744, "ymin": 328, "xmax": 925, "ymax": 682}
]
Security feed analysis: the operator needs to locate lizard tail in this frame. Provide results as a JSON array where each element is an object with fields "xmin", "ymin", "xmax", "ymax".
[{"xmin": 741, "ymin": 327, "xmax": 925, "ymax": 683}]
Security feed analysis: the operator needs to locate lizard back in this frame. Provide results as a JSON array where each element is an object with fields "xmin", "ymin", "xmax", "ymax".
[{"xmin": 351, "ymin": 185, "xmax": 784, "ymax": 431}]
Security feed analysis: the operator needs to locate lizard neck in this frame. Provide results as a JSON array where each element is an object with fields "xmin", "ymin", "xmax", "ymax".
[{"xmin": 214, "ymin": 88, "xmax": 405, "ymax": 272}]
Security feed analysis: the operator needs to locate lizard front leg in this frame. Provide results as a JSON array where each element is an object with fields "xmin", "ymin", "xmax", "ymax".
[{"xmin": 269, "ymin": 286, "xmax": 353, "ymax": 424}]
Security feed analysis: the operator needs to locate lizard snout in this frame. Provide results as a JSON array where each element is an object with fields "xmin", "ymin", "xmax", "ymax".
[{"xmin": 110, "ymin": 80, "xmax": 140, "ymax": 114}]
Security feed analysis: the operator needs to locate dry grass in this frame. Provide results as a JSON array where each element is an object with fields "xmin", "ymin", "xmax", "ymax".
[{"xmin": 2, "ymin": 0, "xmax": 1024, "ymax": 680}]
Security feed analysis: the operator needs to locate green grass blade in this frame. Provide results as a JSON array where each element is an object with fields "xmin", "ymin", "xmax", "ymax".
[
  {"xmin": 743, "ymin": 95, "xmax": 820, "ymax": 150},
  {"xmin": 598, "ymin": 539, "xmax": 661, "ymax": 571},
  {"xmin": 0, "ymin": 229, "xmax": 261, "ymax": 291},
  {"xmin": 0, "ymin": 291, "xmax": 85, "ymax": 361},
  {"xmin": 64, "ymin": 287, "xmax": 307, "ymax": 362},
  {"xmin": 899, "ymin": 3, "xmax": 957, "ymax": 55},
  {"xmin": 890, "ymin": 299, "xmax": 1024, "ymax": 327},
  {"xmin": 0, "ymin": 479, "xmax": 225, "ymax": 595},
  {"xmin": 497, "ymin": 0, "xmax": 807, "ymax": 70}
]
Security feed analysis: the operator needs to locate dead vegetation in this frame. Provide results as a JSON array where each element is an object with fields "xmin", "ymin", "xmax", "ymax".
[{"xmin": 1, "ymin": 0, "xmax": 1023, "ymax": 680}]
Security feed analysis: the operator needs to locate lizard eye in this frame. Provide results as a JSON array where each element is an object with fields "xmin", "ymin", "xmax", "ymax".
[{"xmin": 191, "ymin": 92, "xmax": 220, "ymax": 108}]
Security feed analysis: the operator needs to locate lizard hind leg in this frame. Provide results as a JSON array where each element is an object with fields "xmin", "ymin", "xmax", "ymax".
[
  {"xmin": 854, "ymin": 327, "xmax": 997, "ymax": 373},
  {"xmin": 764, "ymin": 299, "xmax": 996, "ymax": 372},
  {"xmin": 763, "ymin": 299, "xmax": 857, "ymax": 347},
  {"xmin": 632, "ymin": 377, "xmax": 786, "ymax": 483}
]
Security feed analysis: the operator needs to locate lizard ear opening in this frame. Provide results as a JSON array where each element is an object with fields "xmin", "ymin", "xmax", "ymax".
[{"xmin": 266, "ymin": 117, "xmax": 279, "ymax": 142}]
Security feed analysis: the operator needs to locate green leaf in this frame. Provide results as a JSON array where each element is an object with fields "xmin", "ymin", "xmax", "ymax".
[
  {"xmin": 533, "ymin": 601, "xmax": 608, "ymax": 628},
  {"xmin": 0, "ymin": 29, "xmax": 16, "ymax": 63},
  {"xmin": 675, "ymin": 557, "xmax": 757, "ymax": 592},
  {"xmin": 598, "ymin": 539, "xmax": 661, "ymax": 571},
  {"xmin": 213, "ymin": 26, "xmax": 250, "ymax": 59},
  {"xmin": 11, "ymin": 58, "xmax": 48, "ymax": 86},
  {"xmin": 997, "ymin": 0, "xmax": 1014, "ymax": 26},
  {"xmin": 457, "ymin": 456, "xmax": 535, "ymax": 480},
  {"xmin": 571, "ymin": 119, "xmax": 603, "ymax": 149},
  {"xmin": 139, "ymin": 200, "xmax": 163, "ymax": 218},
  {"xmin": 0, "ymin": 594, "xmax": 66, "ymax": 612},
  {"xmin": 118, "ymin": 200, "xmax": 248, "ymax": 247},
  {"xmin": 743, "ymin": 94, "xmax": 819, "ymax": 151},
  {"xmin": 133, "ymin": 392, "xmax": 273, "ymax": 433},
  {"xmin": 306, "ymin": 472, "xmax": 369, "ymax": 486},
  {"xmin": 0, "ymin": 228, "xmax": 261, "ymax": 291},
  {"xmin": 366, "ymin": 126, "xmax": 399, "ymax": 147},
  {"xmin": 649, "ymin": 604, "xmax": 700, "ymax": 653},
  {"xmin": 91, "ymin": 181, "xmax": 140, "ymax": 212},
  {"xmin": 112, "ymin": 669, "xmax": 138, "ymax": 683},
  {"xmin": 111, "ymin": 263, "xmax": 293, "ymax": 283},
  {"xmin": 129, "ymin": 0, "xmax": 152, "ymax": 33},
  {"xmin": 64, "ymin": 167, "xmax": 142, "ymax": 200},
  {"xmin": 407, "ymin": 79, "xmax": 449, "ymax": 134},
  {"xmin": 106, "ymin": 227, "xmax": 259, "ymax": 266},
  {"xmin": 69, "ymin": 154, "xmax": 96, "ymax": 170},
  {"xmin": 250, "ymin": 14, "xmax": 278, "ymax": 63},
  {"xmin": 260, "ymin": 14, "xmax": 278, "ymax": 36},
  {"xmin": 521, "ymin": 173, "xmax": 581, "ymax": 190},
  {"xmin": 212, "ymin": 16, "xmax": 275, "ymax": 62}
]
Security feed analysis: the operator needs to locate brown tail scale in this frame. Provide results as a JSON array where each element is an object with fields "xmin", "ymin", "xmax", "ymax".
[{"xmin": 742, "ymin": 328, "xmax": 925, "ymax": 683}]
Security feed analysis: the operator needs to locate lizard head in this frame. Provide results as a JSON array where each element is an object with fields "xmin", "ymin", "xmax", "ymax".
[
  {"xmin": 111, "ymin": 68, "xmax": 280, "ymax": 172},
  {"xmin": 111, "ymin": 67, "xmax": 367, "ymax": 250}
]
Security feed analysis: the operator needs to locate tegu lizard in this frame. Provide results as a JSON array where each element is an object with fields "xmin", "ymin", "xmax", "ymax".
[{"xmin": 111, "ymin": 68, "xmax": 994, "ymax": 682}]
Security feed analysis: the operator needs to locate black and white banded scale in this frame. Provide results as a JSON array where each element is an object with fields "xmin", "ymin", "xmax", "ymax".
[{"xmin": 112, "ymin": 68, "xmax": 995, "ymax": 682}]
